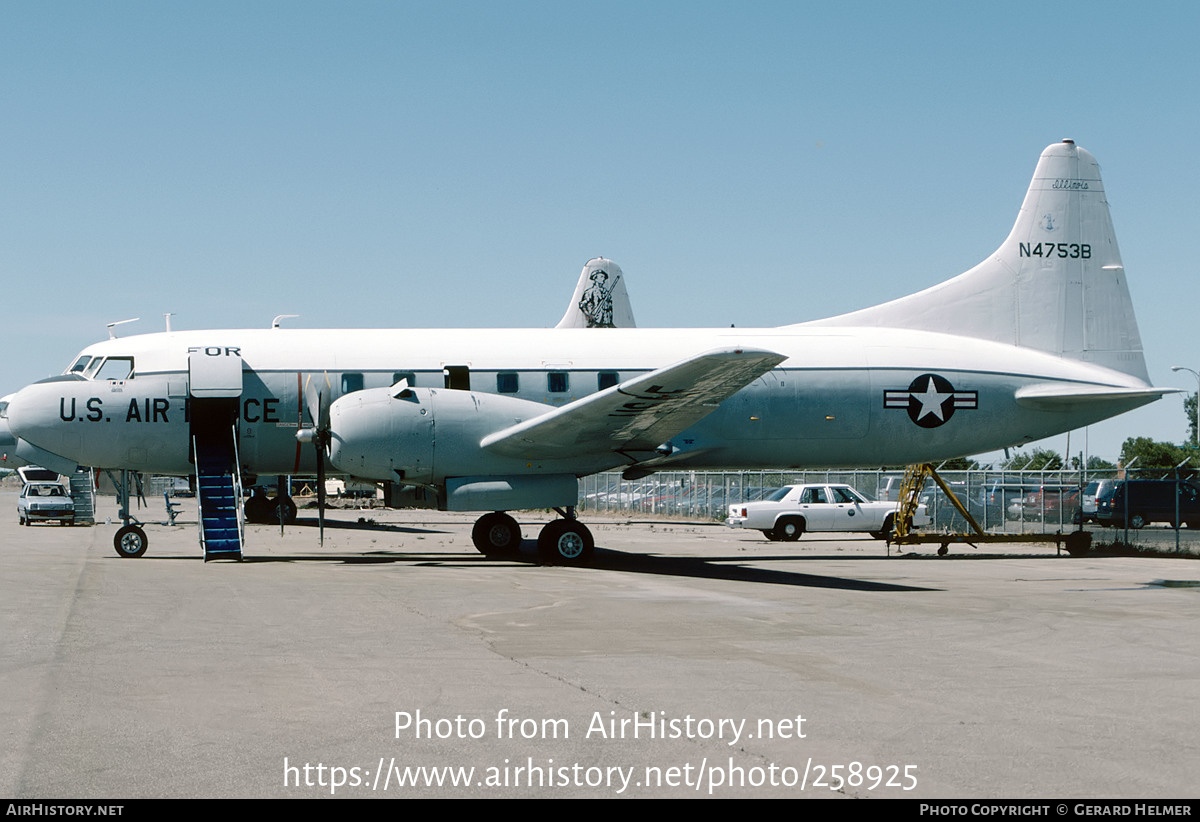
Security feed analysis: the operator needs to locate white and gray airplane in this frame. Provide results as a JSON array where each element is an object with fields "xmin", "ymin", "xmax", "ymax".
[{"xmin": 4, "ymin": 140, "xmax": 1168, "ymax": 563}]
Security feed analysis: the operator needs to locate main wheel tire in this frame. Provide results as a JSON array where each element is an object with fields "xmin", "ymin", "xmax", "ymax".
[
  {"xmin": 537, "ymin": 520, "xmax": 595, "ymax": 565},
  {"xmin": 244, "ymin": 495, "xmax": 269, "ymax": 524},
  {"xmin": 472, "ymin": 512, "xmax": 521, "ymax": 556},
  {"xmin": 270, "ymin": 496, "xmax": 299, "ymax": 526},
  {"xmin": 114, "ymin": 524, "xmax": 149, "ymax": 558},
  {"xmin": 772, "ymin": 518, "xmax": 804, "ymax": 542}
]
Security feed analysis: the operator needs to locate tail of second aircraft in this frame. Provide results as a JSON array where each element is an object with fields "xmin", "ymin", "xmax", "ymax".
[
  {"xmin": 808, "ymin": 140, "xmax": 1149, "ymax": 384},
  {"xmin": 555, "ymin": 258, "xmax": 637, "ymax": 329}
]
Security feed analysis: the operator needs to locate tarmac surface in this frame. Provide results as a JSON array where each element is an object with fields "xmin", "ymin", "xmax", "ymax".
[{"xmin": 2, "ymin": 491, "xmax": 1198, "ymax": 799}]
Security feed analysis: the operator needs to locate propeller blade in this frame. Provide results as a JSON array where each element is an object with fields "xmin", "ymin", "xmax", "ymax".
[
  {"xmin": 316, "ymin": 436, "xmax": 326, "ymax": 546},
  {"xmin": 302, "ymin": 372, "xmax": 332, "ymax": 433},
  {"xmin": 302, "ymin": 372, "xmax": 333, "ymax": 547}
]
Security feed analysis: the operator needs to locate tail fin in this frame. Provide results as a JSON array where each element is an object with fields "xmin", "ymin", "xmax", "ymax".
[
  {"xmin": 808, "ymin": 140, "xmax": 1149, "ymax": 383},
  {"xmin": 555, "ymin": 258, "xmax": 637, "ymax": 329}
]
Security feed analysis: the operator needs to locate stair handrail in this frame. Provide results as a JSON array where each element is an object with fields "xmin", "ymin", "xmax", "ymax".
[
  {"xmin": 191, "ymin": 434, "xmax": 207, "ymax": 551},
  {"xmin": 229, "ymin": 424, "xmax": 245, "ymax": 548}
]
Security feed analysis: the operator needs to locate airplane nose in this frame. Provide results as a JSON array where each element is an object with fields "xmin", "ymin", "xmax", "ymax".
[
  {"xmin": 5, "ymin": 379, "xmax": 80, "ymax": 461},
  {"xmin": 0, "ymin": 408, "xmax": 17, "ymax": 458},
  {"xmin": 5, "ymin": 385, "xmax": 34, "ymax": 439}
]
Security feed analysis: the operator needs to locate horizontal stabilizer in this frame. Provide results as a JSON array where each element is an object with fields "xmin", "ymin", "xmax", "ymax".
[
  {"xmin": 1014, "ymin": 383, "xmax": 1175, "ymax": 410},
  {"xmin": 481, "ymin": 347, "xmax": 786, "ymax": 459}
]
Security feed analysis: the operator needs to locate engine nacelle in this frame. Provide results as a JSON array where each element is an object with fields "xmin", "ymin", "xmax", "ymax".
[{"xmin": 327, "ymin": 385, "xmax": 552, "ymax": 485}]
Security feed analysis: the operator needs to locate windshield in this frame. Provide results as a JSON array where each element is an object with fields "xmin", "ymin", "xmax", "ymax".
[
  {"xmin": 766, "ymin": 486, "xmax": 792, "ymax": 502},
  {"xmin": 90, "ymin": 357, "xmax": 135, "ymax": 381}
]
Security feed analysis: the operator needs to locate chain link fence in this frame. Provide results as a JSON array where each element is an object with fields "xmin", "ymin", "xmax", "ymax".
[{"xmin": 577, "ymin": 468, "xmax": 1200, "ymax": 536}]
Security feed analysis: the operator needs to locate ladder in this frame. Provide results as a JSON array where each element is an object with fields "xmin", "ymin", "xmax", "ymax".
[
  {"xmin": 69, "ymin": 467, "xmax": 95, "ymax": 526},
  {"xmin": 894, "ymin": 463, "xmax": 984, "ymax": 541},
  {"xmin": 891, "ymin": 463, "xmax": 1089, "ymax": 556}
]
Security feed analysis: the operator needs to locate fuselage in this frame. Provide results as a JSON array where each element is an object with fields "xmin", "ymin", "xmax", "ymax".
[{"xmin": 5, "ymin": 324, "xmax": 1157, "ymax": 478}]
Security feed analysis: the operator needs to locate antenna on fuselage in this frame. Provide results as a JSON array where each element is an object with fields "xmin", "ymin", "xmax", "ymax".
[
  {"xmin": 106, "ymin": 318, "xmax": 140, "ymax": 339},
  {"xmin": 272, "ymin": 315, "xmax": 299, "ymax": 328},
  {"xmin": 164, "ymin": 313, "xmax": 174, "ymax": 332}
]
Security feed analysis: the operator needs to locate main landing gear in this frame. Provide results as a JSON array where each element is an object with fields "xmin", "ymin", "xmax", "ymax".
[
  {"xmin": 469, "ymin": 507, "xmax": 595, "ymax": 565},
  {"xmin": 244, "ymin": 487, "xmax": 298, "ymax": 525},
  {"xmin": 471, "ymin": 512, "xmax": 522, "ymax": 557}
]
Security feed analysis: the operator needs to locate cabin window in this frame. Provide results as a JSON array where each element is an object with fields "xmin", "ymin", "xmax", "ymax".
[
  {"xmin": 341, "ymin": 373, "xmax": 364, "ymax": 394},
  {"xmin": 497, "ymin": 372, "xmax": 519, "ymax": 394},
  {"xmin": 547, "ymin": 371, "xmax": 569, "ymax": 393},
  {"xmin": 93, "ymin": 357, "xmax": 135, "ymax": 381},
  {"xmin": 392, "ymin": 371, "xmax": 416, "ymax": 387},
  {"xmin": 597, "ymin": 371, "xmax": 619, "ymax": 390}
]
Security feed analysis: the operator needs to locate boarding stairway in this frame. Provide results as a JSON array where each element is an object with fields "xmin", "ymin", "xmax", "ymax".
[{"xmin": 192, "ymin": 424, "xmax": 244, "ymax": 561}]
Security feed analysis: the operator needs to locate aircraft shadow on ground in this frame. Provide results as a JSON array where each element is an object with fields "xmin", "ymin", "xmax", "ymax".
[
  {"xmin": 578, "ymin": 546, "xmax": 937, "ymax": 591},
  {"xmin": 217, "ymin": 540, "xmax": 939, "ymax": 592},
  {"xmin": 253, "ymin": 516, "xmax": 449, "ymax": 535}
]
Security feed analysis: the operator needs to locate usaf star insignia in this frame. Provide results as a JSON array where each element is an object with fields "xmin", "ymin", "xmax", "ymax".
[{"xmin": 884, "ymin": 374, "xmax": 978, "ymax": 428}]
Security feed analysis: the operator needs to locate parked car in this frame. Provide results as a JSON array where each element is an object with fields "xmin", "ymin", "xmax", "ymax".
[
  {"xmin": 726, "ymin": 483, "xmax": 928, "ymax": 541},
  {"xmin": 1079, "ymin": 480, "xmax": 1116, "ymax": 524},
  {"xmin": 918, "ymin": 480, "xmax": 988, "ymax": 530},
  {"xmin": 980, "ymin": 481, "xmax": 1040, "ymax": 523},
  {"xmin": 18, "ymin": 480, "xmax": 75, "ymax": 525},
  {"xmin": 1094, "ymin": 479, "xmax": 1200, "ymax": 529},
  {"xmin": 876, "ymin": 474, "xmax": 906, "ymax": 502},
  {"xmin": 1016, "ymin": 485, "xmax": 1082, "ymax": 522}
]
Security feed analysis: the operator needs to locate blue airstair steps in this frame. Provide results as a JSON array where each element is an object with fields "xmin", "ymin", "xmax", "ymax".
[{"xmin": 194, "ymin": 428, "xmax": 244, "ymax": 561}]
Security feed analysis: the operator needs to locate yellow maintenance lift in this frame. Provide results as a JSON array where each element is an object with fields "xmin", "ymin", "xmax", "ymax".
[{"xmin": 890, "ymin": 463, "xmax": 1091, "ymax": 556}]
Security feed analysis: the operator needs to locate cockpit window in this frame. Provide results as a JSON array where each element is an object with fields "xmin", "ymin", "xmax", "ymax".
[
  {"xmin": 92, "ymin": 357, "xmax": 135, "ymax": 381},
  {"xmin": 0, "ymin": 401, "xmax": 7, "ymax": 419},
  {"xmin": 67, "ymin": 356, "xmax": 92, "ymax": 374}
]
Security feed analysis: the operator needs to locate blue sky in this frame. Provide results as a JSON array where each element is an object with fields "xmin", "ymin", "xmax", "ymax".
[{"xmin": 3, "ymin": 1, "xmax": 1197, "ymax": 462}]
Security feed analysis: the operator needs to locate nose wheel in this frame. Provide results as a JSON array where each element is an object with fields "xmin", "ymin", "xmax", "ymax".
[{"xmin": 114, "ymin": 524, "xmax": 149, "ymax": 558}]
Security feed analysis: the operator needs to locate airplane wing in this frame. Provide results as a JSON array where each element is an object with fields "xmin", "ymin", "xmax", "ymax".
[{"xmin": 480, "ymin": 347, "xmax": 786, "ymax": 459}]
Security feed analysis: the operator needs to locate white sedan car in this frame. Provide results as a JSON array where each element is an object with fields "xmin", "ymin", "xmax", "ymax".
[
  {"xmin": 726, "ymin": 483, "xmax": 926, "ymax": 541},
  {"xmin": 17, "ymin": 480, "xmax": 75, "ymax": 526}
]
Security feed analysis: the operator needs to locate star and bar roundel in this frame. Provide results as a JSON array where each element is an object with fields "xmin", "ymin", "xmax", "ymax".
[{"xmin": 883, "ymin": 374, "xmax": 978, "ymax": 428}]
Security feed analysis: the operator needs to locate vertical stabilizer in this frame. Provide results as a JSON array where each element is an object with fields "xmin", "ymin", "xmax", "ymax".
[
  {"xmin": 555, "ymin": 258, "xmax": 637, "ymax": 328},
  {"xmin": 808, "ymin": 141, "xmax": 1148, "ymax": 383}
]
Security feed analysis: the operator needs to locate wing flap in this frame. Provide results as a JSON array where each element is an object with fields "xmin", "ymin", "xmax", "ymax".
[{"xmin": 481, "ymin": 347, "xmax": 786, "ymax": 459}]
